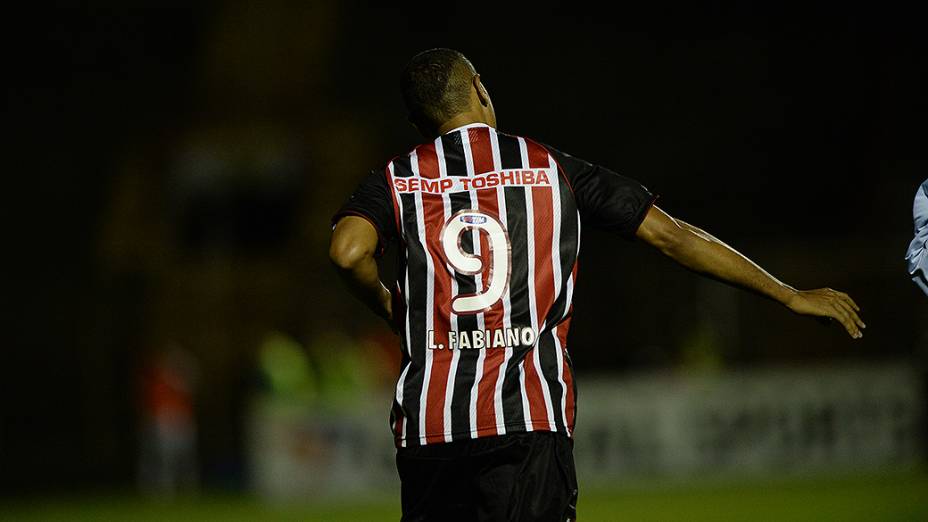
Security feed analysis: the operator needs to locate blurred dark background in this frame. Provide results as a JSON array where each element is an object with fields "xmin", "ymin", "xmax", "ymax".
[{"xmin": 5, "ymin": 1, "xmax": 926, "ymax": 497}]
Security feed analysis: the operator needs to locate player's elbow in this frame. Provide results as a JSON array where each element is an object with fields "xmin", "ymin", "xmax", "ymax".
[
  {"xmin": 647, "ymin": 219, "xmax": 688, "ymax": 257},
  {"xmin": 329, "ymin": 235, "xmax": 371, "ymax": 271},
  {"xmin": 637, "ymin": 205, "xmax": 690, "ymax": 257}
]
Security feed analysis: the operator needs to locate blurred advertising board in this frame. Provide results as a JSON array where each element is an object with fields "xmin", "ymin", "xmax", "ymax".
[
  {"xmin": 574, "ymin": 363, "xmax": 924, "ymax": 482},
  {"xmin": 247, "ymin": 362, "xmax": 924, "ymax": 499}
]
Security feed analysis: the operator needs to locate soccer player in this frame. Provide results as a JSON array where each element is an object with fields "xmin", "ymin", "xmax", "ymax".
[
  {"xmin": 907, "ymin": 179, "xmax": 928, "ymax": 296},
  {"xmin": 329, "ymin": 48, "xmax": 865, "ymax": 522}
]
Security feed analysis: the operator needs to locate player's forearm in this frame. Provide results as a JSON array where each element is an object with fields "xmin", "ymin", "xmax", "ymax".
[
  {"xmin": 332, "ymin": 254, "xmax": 392, "ymax": 322},
  {"xmin": 665, "ymin": 220, "xmax": 798, "ymax": 306},
  {"xmin": 330, "ymin": 216, "xmax": 393, "ymax": 323}
]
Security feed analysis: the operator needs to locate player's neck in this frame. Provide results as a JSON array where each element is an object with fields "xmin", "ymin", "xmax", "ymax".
[{"xmin": 436, "ymin": 113, "xmax": 493, "ymax": 137}]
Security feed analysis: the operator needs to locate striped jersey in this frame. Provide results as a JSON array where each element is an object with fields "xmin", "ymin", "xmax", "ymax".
[{"xmin": 334, "ymin": 123, "xmax": 655, "ymax": 447}]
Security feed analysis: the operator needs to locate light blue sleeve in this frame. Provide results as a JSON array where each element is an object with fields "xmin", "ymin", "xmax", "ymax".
[{"xmin": 907, "ymin": 179, "xmax": 928, "ymax": 295}]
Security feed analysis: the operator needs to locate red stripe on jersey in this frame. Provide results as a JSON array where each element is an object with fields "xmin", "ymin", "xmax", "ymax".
[
  {"xmin": 530, "ymin": 184, "xmax": 556, "ymax": 323},
  {"xmin": 416, "ymin": 143, "xmax": 441, "ymax": 179},
  {"xmin": 469, "ymin": 127, "xmax": 495, "ymax": 174},
  {"xmin": 417, "ymin": 144, "xmax": 453, "ymax": 444},
  {"xmin": 469, "ymin": 127, "xmax": 507, "ymax": 436},
  {"xmin": 526, "ymin": 137, "xmax": 577, "ymax": 198},
  {"xmin": 525, "ymin": 139, "xmax": 550, "ymax": 170},
  {"xmin": 479, "ymin": 231, "xmax": 492, "ymax": 296}
]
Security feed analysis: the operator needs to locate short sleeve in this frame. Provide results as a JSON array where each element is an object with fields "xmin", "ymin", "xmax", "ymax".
[
  {"xmin": 332, "ymin": 169, "xmax": 397, "ymax": 255},
  {"xmin": 546, "ymin": 145, "xmax": 657, "ymax": 239}
]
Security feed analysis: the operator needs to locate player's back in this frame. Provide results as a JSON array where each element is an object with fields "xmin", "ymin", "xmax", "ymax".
[{"xmin": 385, "ymin": 123, "xmax": 579, "ymax": 447}]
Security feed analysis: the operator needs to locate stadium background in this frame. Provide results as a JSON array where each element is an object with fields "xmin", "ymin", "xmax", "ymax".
[{"xmin": 6, "ymin": 2, "xmax": 927, "ymax": 520}]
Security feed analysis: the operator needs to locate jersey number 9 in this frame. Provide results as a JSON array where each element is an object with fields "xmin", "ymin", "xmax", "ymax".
[{"xmin": 440, "ymin": 210, "xmax": 511, "ymax": 314}]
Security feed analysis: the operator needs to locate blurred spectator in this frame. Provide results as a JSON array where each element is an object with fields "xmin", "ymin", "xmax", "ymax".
[
  {"xmin": 305, "ymin": 331, "xmax": 376, "ymax": 407},
  {"xmin": 907, "ymin": 179, "xmax": 928, "ymax": 296},
  {"xmin": 257, "ymin": 330, "xmax": 315, "ymax": 400},
  {"xmin": 138, "ymin": 344, "xmax": 199, "ymax": 496}
]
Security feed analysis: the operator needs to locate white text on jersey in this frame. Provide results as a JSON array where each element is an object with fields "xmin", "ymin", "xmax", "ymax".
[{"xmin": 427, "ymin": 327, "xmax": 537, "ymax": 350}]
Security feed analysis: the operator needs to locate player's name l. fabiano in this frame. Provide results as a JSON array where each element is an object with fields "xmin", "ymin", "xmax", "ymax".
[{"xmin": 427, "ymin": 326, "xmax": 537, "ymax": 350}]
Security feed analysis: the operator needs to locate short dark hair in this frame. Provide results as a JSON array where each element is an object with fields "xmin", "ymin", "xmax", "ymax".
[{"xmin": 400, "ymin": 48, "xmax": 476, "ymax": 127}]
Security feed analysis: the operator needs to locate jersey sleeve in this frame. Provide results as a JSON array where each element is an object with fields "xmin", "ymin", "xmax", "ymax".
[
  {"xmin": 331, "ymin": 169, "xmax": 397, "ymax": 255},
  {"xmin": 546, "ymin": 145, "xmax": 657, "ymax": 240}
]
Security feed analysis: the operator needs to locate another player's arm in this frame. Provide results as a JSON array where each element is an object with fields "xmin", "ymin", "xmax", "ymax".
[
  {"xmin": 636, "ymin": 205, "xmax": 865, "ymax": 338},
  {"xmin": 329, "ymin": 216, "xmax": 393, "ymax": 325}
]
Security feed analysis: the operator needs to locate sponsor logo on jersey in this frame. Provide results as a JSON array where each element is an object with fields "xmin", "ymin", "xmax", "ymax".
[
  {"xmin": 393, "ymin": 168, "xmax": 553, "ymax": 194},
  {"xmin": 461, "ymin": 215, "xmax": 487, "ymax": 224}
]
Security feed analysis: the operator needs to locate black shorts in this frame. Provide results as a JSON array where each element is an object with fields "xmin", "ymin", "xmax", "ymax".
[{"xmin": 396, "ymin": 431, "xmax": 578, "ymax": 522}]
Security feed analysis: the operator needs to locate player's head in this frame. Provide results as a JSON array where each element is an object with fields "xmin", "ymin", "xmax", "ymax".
[{"xmin": 401, "ymin": 48, "xmax": 496, "ymax": 138}]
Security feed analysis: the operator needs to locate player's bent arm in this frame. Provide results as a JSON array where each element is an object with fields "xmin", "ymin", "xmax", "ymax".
[
  {"xmin": 635, "ymin": 205, "xmax": 865, "ymax": 339},
  {"xmin": 329, "ymin": 216, "xmax": 393, "ymax": 325}
]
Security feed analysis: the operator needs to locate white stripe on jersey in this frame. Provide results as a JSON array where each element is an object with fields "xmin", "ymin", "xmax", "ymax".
[
  {"xmin": 394, "ymin": 361, "xmax": 410, "ymax": 446},
  {"xmin": 518, "ymin": 360, "xmax": 531, "ymax": 432},
  {"xmin": 489, "ymin": 128, "xmax": 512, "ymax": 435},
  {"xmin": 411, "ymin": 150, "xmax": 435, "ymax": 446}
]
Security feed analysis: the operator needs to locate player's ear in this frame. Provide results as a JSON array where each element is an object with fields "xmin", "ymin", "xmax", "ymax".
[{"xmin": 473, "ymin": 74, "xmax": 490, "ymax": 107}]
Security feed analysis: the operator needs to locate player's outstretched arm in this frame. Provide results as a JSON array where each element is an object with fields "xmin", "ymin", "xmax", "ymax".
[
  {"xmin": 329, "ymin": 216, "xmax": 393, "ymax": 327},
  {"xmin": 635, "ymin": 205, "xmax": 865, "ymax": 338}
]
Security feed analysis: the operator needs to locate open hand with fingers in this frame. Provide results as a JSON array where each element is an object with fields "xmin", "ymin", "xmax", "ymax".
[{"xmin": 785, "ymin": 288, "xmax": 865, "ymax": 339}]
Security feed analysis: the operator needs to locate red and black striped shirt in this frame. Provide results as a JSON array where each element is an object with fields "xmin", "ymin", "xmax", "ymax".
[{"xmin": 334, "ymin": 123, "xmax": 654, "ymax": 447}]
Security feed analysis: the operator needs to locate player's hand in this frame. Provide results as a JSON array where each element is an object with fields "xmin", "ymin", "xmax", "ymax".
[
  {"xmin": 785, "ymin": 288, "xmax": 865, "ymax": 339},
  {"xmin": 380, "ymin": 286, "xmax": 398, "ymax": 335}
]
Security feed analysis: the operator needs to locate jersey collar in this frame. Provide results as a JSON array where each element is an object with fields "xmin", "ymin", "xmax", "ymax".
[{"xmin": 442, "ymin": 122, "xmax": 491, "ymax": 135}]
